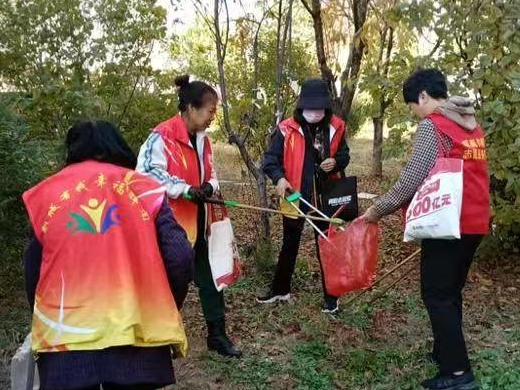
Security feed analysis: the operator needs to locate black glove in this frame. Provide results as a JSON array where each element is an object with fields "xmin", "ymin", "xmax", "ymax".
[
  {"xmin": 187, "ymin": 186, "xmax": 206, "ymax": 203},
  {"xmin": 201, "ymin": 182, "xmax": 214, "ymax": 198}
]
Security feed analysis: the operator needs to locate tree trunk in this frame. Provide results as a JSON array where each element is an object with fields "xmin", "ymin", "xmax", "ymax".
[
  {"xmin": 302, "ymin": 0, "xmax": 369, "ymax": 118},
  {"xmin": 228, "ymin": 133, "xmax": 270, "ymax": 238},
  {"xmin": 301, "ymin": 0, "xmax": 337, "ymax": 101},
  {"xmin": 213, "ymin": 0, "xmax": 270, "ymax": 238},
  {"xmin": 338, "ymin": 0, "xmax": 369, "ymax": 118},
  {"xmin": 273, "ymin": 0, "xmax": 294, "ymax": 128},
  {"xmin": 372, "ymin": 116, "xmax": 383, "ymax": 178},
  {"xmin": 371, "ymin": 20, "xmax": 394, "ymax": 180},
  {"xmin": 256, "ymin": 172, "xmax": 270, "ymax": 237}
]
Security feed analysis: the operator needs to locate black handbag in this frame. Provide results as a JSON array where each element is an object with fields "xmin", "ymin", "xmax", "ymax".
[{"xmin": 320, "ymin": 175, "xmax": 359, "ymax": 222}]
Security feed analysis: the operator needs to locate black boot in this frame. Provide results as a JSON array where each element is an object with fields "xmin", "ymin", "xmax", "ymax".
[{"xmin": 206, "ymin": 318, "xmax": 242, "ymax": 358}]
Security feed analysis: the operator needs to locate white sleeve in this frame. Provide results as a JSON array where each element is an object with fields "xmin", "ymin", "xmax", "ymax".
[
  {"xmin": 136, "ymin": 132, "xmax": 191, "ymax": 199},
  {"xmin": 208, "ymin": 158, "xmax": 220, "ymax": 193}
]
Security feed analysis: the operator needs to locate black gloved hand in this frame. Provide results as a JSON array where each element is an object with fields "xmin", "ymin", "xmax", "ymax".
[
  {"xmin": 201, "ymin": 182, "xmax": 214, "ymax": 198},
  {"xmin": 187, "ymin": 186, "xmax": 206, "ymax": 203}
]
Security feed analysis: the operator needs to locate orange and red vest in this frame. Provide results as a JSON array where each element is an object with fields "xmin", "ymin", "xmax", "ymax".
[
  {"xmin": 278, "ymin": 115, "xmax": 347, "ymax": 191},
  {"xmin": 153, "ymin": 114, "xmax": 213, "ymax": 245},
  {"xmin": 23, "ymin": 161, "xmax": 187, "ymax": 355},
  {"xmin": 428, "ymin": 113, "xmax": 490, "ymax": 234}
]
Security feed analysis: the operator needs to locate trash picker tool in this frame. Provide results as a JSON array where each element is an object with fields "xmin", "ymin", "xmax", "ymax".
[
  {"xmin": 182, "ymin": 193, "xmax": 346, "ymax": 226},
  {"xmin": 287, "ymin": 198, "xmax": 329, "ymax": 240}
]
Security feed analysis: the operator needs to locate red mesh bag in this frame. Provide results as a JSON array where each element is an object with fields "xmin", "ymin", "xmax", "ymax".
[{"xmin": 318, "ymin": 217, "xmax": 379, "ymax": 297}]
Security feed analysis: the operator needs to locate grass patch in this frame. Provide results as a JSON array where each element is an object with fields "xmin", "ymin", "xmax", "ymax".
[
  {"xmin": 338, "ymin": 303, "xmax": 374, "ymax": 329},
  {"xmin": 474, "ymin": 346, "xmax": 520, "ymax": 390},
  {"xmin": 290, "ymin": 342, "xmax": 333, "ymax": 390},
  {"xmin": 334, "ymin": 346, "xmax": 434, "ymax": 390},
  {"xmin": 203, "ymin": 353, "xmax": 281, "ymax": 390}
]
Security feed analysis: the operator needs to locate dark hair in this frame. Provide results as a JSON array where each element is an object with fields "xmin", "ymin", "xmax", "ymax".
[
  {"xmin": 402, "ymin": 69, "xmax": 448, "ymax": 104},
  {"xmin": 65, "ymin": 120, "xmax": 137, "ymax": 169},
  {"xmin": 293, "ymin": 108, "xmax": 333, "ymax": 128},
  {"xmin": 174, "ymin": 74, "xmax": 218, "ymax": 112}
]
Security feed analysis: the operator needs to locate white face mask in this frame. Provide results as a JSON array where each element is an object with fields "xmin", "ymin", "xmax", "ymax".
[{"xmin": 302, "ymin": 109, "xmax": 325, "ymax": 124}]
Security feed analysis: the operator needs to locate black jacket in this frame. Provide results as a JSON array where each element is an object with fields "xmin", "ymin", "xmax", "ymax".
[{"xmin": 262, "ymin": 120, "xmax": 350, "ymax": 204}]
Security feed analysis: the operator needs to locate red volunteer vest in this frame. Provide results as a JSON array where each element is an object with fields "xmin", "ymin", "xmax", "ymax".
[
  {"xmin": 428, "ymin": 113, "xmax": 490, "ymax": 234},
  {"xmin": 278, "ymin": 115, "xmax": 346, "ymax": 191},
  {"xmin": 22, "ymin": 161, "xmax": 187, "ymax": 354},
  {"xmin": 154, "ymin": 114, "xmax": 213, "ymax": 245}
]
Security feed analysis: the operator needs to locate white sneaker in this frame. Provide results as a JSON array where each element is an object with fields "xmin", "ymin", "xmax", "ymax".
[{"xmin": 256, "ymin": 290, "xmax": 291, "ymax": 303}]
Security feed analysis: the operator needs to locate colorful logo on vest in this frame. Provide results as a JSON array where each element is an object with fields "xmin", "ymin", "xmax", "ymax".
[{"xmin": 67, "ymin": 198, "xmax": 120, "ymax": 234}]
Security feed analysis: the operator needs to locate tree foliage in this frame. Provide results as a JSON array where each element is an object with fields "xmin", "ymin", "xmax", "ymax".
[
  {"xmin": 0, "ymin": 0, "xmax": 176, "ymax": 263},
  {"xmin": 0, "ymin": 0, "xmax": 173, "ymax": 145}
]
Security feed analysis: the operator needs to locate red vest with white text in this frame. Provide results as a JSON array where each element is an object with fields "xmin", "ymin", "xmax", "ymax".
[{"xmin": 428, "ymin": 113, "xmax": 490, "ymax": 234}]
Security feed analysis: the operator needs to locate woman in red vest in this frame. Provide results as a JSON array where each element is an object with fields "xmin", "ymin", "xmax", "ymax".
[
  {"xmin": 257, "ymin": 78, "xmax": 350, "ymax": 313},
  {"xmin": 136, "ymin": 75, "xmax": 241, "ymax": 358},
  {"xmin": 23, "ymin": 120, "xmax": 194, "ymax": 390},
  {"xmin": 363, "ymin": 69, "xmax": 489, "ymax": 390}
]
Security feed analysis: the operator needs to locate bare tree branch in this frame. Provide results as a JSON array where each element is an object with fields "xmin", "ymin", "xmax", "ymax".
[
  {"xmin": 222, "ymin": 0, "xmax": 230, "ymax": 60},
  {"xmin": 308, "ymin": 0, "xmax": 337, "ymax": 100},
  {"xmin": 427, "ymin": 37, "xmax": 442, "ymax": 58},
  {"xmin": 117, "ymin": 41, "xmax": 155, "ymax": 126},
  {"xmin": 381, "ymin": 27, "xmax": 394, "ymax": 111},
  {"xmin": 338, "ymin": 0, "xmax": 369, "ymax": 117},
  {"xmin": 300, "ymin": 0, "xmax": 313, "ymax": 16},
  {"xmin": 191, "ymin": 0, "xmax": 217, "ymax": 39},
  {"xmin": 274, "ymin": 0, "xmax": 294, "ymax": 126},
  {"xmin": 341, "ymin": 0, "xmax": 354, "ymax": 24}
]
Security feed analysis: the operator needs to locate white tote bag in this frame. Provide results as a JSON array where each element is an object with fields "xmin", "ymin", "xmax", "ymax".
[
  {"xmin": 207, "ymin": 203, "xmax": 241, "ymax": 291},
  {"xmin": 11, "ymin": 333, "xmax": 39, "ymax": 390},
  {"xmin": 404, "ymin": 157, "xmax": 463, "ymax": 242}
]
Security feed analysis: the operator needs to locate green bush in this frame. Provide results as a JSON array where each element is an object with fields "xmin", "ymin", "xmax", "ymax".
[{"xmin": 0, "ymin": 98, "xmax": 58, "ymax": 294}]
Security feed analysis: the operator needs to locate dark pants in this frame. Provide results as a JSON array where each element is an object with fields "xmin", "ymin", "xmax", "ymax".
[
  {"xmin": 194, "ymin": 238, "xmax": 226, "ymax": 322},
  {"xmin": 37, "ymin": 346, "xmax": 174, "ymax": 390},
  {"xmin": 272, "ymin": 217, "xmax": 337, "ymax": 300},
  {"xmin": 420, "ymin": 234, "xmax": 483, "ymax": 374}
]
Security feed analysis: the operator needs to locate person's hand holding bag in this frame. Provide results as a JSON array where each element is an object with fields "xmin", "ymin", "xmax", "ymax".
[{"xmin": 362, "ymin": 206, "xmax": 381, "ymax": 223}]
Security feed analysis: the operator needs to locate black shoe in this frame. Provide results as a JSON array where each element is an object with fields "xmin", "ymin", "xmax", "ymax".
[
  {"xmin": 206, "ymin": 318, "xmax": 242, "ymax": 358},
  {"xmin": 321, "ymin": 297, "xmax": 339, "ymax": 313},
  {"xmin": 256, "ymin": 289, "xmax": 291, "ymax": 303},
  {"xmin": 421, "ymin": 371, "xmax": 478, "ymax": 390}
]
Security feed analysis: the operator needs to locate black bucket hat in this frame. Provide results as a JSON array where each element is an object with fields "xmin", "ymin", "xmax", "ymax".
[{"xmin": 296, "ymin": 78, "xmax": 332, "ymax": 109}]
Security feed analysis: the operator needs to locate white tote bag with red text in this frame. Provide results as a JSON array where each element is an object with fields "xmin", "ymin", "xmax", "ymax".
[
  {"xmin": 207, "ymin": 203, "xmax": 241, "ymax": 291},
  {"xmin": 404, "ymin": 158, "xmax": 463, "ymax": 242}
]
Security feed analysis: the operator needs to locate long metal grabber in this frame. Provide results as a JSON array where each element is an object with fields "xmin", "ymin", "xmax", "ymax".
[
  {"xmin": 283, "ymin": 190, "xmax": 332, "ymax": 240},
  {"xmin": 199, "ymin": 196, "xmax": 346, "ymax": 226},
  {"xmin": 298, "ymin": 196, "xmax": 330, "ymax": 221},
  {"xmin": 287, "ymin": 200, "xmax": 329, "ymax": 241},
  {"xmin": 343, "ymin": 249, "xmax": 421, "ymax": 307}
]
